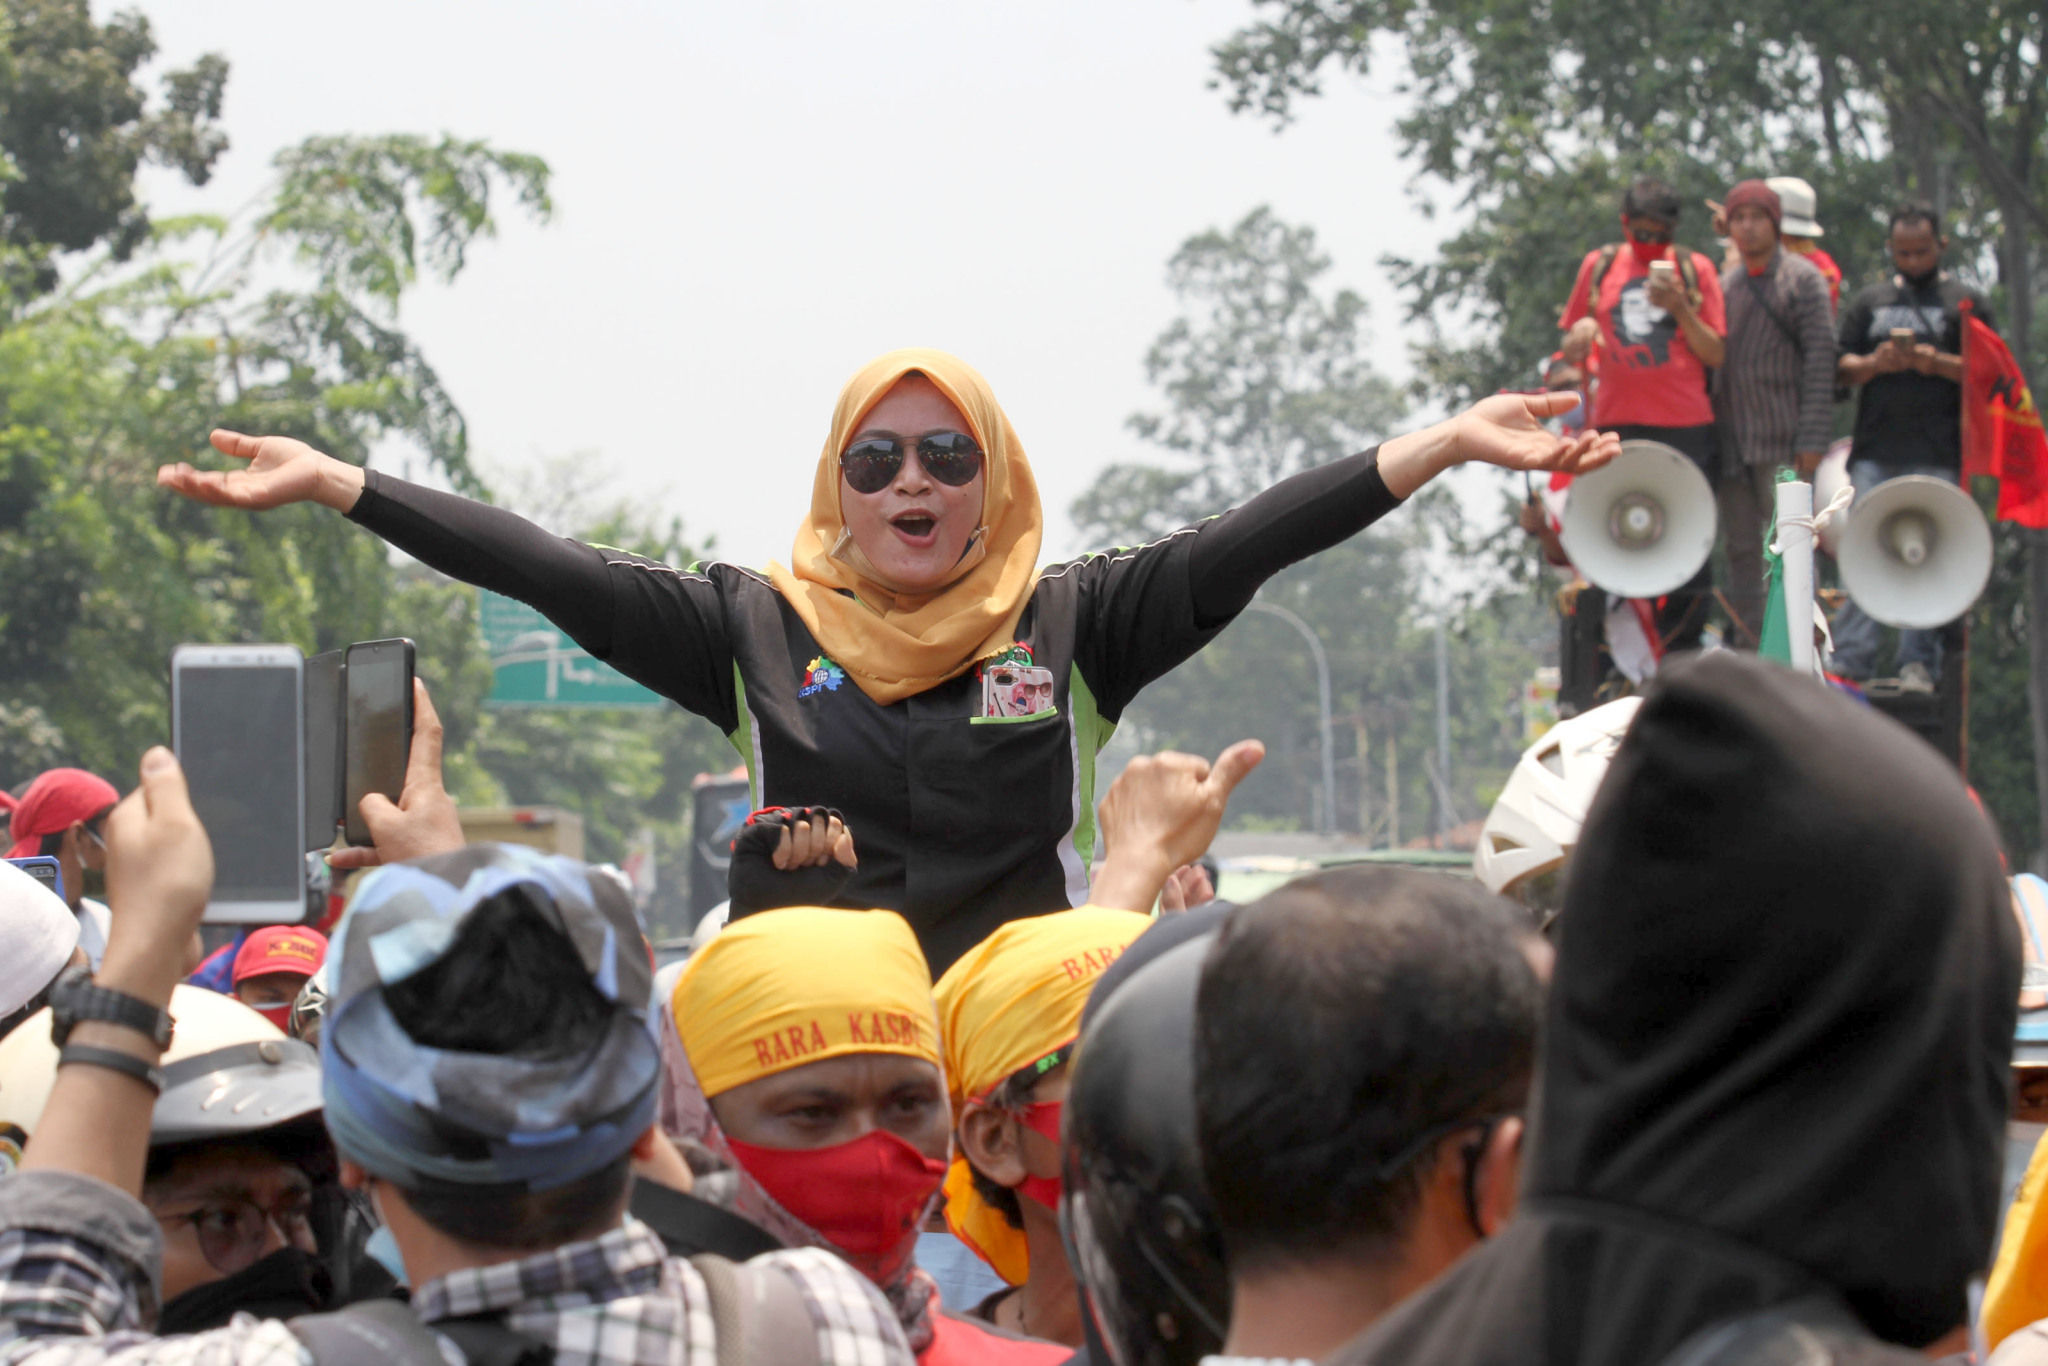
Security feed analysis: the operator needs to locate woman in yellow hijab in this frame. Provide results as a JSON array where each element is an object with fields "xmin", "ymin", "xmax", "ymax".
[{"xmin": 165, "ymin": 352, "xmax": 1612, "ymax": 971}]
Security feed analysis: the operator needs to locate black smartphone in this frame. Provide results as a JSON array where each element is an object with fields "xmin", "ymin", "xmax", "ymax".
[
  {"xmin": 343, "ymin": 638, "xmax": 415, "ymax": 847},
  {"xmin": 4, "ymin": 856, "xmax": 64, "ymax": 904},
  {"xmin": 303, "ymin": 650, "xmax": 344, "ymax": 852},
  {"xmin": 171, "ymin": 644, "xmax": 308, "ymax": 924}
]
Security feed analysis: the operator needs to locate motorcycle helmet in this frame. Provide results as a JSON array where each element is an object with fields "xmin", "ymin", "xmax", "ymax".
[
  {"xmin": 1062, "ymin": 935, "xmax": 1227, "ymax": 1366},
  {"xmin": 1474, "ymin": 696, "xmax": 1642, "ymax": 923}
]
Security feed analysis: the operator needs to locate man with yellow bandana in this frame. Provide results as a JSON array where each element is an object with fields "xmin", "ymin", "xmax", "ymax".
[
  {"xmin": 667, "ymin": 906, "xmax": 1068, "ymax": 1366},
  {"xmin": 934, "ymin": 906, "xmax": 1152, "ymax": 1346}
]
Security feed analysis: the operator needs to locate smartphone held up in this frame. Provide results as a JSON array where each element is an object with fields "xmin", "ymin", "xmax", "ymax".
[
  {"xmin": 171, "ymin": 644, "xmax": 306, "ymax": 924},
  {"xmin": 343, "ymin": 638, "xmax": 415, "ymax": 848},
  {"xmin": 171, "ymin": 637, "xmax": 414, "ymax": 923}
]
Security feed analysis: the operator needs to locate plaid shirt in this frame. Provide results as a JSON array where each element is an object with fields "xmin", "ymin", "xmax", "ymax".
[{"xmin": 0, "ymin": 1171, "xmax": 912, "ymax": 1366}]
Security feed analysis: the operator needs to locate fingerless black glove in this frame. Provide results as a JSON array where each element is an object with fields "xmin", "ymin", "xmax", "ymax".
[{"xmin": 726, "ymin": 805, "xmax": 855, "ymax": 920}]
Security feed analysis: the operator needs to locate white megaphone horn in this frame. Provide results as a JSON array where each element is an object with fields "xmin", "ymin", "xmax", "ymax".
[
  {"xmin": 1556, "ymin": 439, "xmax": 1718, "ymax": 599},
  {"xmin": 1836, "ymin": 475, "xmax": 1993, "ymax": 629}
]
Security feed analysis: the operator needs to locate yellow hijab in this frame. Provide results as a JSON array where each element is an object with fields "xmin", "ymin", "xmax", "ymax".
[
  {"xmin": 931, "ymin": 906, "xmax": 1152, "ymax": 1284},
  {"xmin": 767, "ymin": 349, "xmax": 1044, "ymax": 706}
]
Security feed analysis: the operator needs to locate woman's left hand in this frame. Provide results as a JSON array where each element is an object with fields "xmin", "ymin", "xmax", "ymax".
[{"xmin": 1378, "ymin": 392, "xmax": 1619, "ymax": 498}]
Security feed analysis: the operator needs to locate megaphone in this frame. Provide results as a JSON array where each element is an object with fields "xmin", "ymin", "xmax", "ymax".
[
  {"xmin": 1837, "ymin": 475, "xmax": 1992, "ymax": 629},
  {"xmin": 1557, "ymin": 439, "xmax": 1718, "ymax": 598}
]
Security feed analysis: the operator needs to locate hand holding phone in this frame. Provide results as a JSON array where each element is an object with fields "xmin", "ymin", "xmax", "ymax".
[
  {"xmin": 327, "ymin": 678, "xmax": 464, "ymax": 870},
  {"xmin": 343, "ymin": 639, "xmax": 415, "ymax": 847}
]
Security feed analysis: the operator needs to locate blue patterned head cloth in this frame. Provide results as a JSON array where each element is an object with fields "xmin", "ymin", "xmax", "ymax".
[{"xmin": 321, "ymin": 843, "xmax": 658, "ymax": 1191}]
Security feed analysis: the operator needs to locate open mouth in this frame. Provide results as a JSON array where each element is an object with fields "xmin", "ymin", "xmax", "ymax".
[{"xmin": 891, "ymin": 513, "xmax": 937, "ymax": 541}]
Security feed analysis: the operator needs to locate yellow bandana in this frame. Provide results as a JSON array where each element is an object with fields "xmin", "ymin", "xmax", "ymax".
[
  {"xmin": 932, "ymin": 906, "xmax": 1152, "ymax": 1284},
  {"xmin": 671, "ymin": 907, "xmax": 940, "ymax": 1099},
  {"xmin": 767, "ymin": 349, "xmax": 1044, "ymax": 706}
]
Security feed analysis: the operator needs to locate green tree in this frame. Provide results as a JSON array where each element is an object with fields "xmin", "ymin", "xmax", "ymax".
[
  {"xmin": 1075, "ymin": 206, "xmax": 1406, "ymax": 545},
  {"xmin": 1208, "ymin": 0, "xmax": 2048, "ymax": 862},
  {"xmin": 0, "ymin": 123, "xmax": 550, "ymax": 773},
  {"xmin": 0, "ymin": 0, "xmax": 228, "ymax": 291}
]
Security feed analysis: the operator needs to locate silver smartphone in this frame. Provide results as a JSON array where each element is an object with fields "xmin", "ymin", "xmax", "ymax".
[{"xmin": 170, "ymin": 644, "xmax": 308, "ymax": 924}]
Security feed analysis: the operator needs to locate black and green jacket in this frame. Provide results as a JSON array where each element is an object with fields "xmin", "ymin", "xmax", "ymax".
[{"xmin": 349, "ymin": 450, "xmax": 1400, "ymax": 972}]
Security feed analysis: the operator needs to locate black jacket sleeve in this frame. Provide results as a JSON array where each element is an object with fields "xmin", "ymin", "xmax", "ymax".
[
  {"xmin": 346, "ymin": 470, "xmax": 740, "ymax": 729},
  {"xmin": 1066, "ymin": 447, "xmax": 1400, "ymax": 717},
  {"xmin": 1184, "ymin": 446, "xmax": 1399, "ymax": 625}
]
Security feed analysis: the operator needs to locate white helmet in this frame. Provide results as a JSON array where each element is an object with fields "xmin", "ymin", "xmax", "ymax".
[
  {"xmin": 0, "ymin": 984, "xmax": 323, "ymax": 1174},
  {"xmin": 1475, "ymin": 697, "xmax": 1643, "ymax": 907}
]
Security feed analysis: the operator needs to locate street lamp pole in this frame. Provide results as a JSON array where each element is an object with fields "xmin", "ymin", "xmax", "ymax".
[{"xmin": 1244, "ymin": 599, "xmax": 1336, "ymax": 837}]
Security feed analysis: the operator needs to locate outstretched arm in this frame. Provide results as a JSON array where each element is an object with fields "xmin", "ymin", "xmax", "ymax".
[
  {"xmin": 1187, "ymin": 391, "xmax": 1616, "ymax": 625},
  {"xmin": 160, "ymin": 431, "xmax": 620, "ymax": 649}
]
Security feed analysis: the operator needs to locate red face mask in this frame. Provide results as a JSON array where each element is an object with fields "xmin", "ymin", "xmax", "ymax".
[
  {"xmin": 726, "ymin": 1129, "xmax": 947, "ymax": 1283},
  {"xmin": 1015, "ymin": 1101, "xmax": 1064, "ymax": 1212},
  {"xmin": 249, "ymin": 1002, "xmax": 293, "ymax": 1034},
  {"xmin": 1629, "ymin": 237, "xmax": 1670, "ymax": 266}
]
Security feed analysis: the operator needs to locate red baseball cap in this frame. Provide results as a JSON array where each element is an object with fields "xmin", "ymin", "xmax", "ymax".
[
  {"xmin": 4, "ymin": 769, "xmax": 120, "ymax": 859},
  {"xmin": 232, "ymin": 925, "xmax": 330, "ymax": 985}
]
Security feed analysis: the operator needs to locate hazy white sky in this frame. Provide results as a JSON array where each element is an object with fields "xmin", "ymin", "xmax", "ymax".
[{"xmin": 138, "ymin": 1, "xmax": 1451, "ymax": 565}]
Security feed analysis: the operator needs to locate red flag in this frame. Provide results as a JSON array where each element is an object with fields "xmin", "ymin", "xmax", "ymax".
[{"xmin": 1962, "ymin": 310, "xmax": 2048, "ymax": 528}]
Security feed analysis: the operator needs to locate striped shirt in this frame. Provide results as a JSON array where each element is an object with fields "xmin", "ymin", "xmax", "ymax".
[{"xmin": 1714, "ymin": 248, "xmax": 1838, "ymax": 467}]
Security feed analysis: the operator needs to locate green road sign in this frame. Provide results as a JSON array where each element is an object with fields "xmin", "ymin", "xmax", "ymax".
[{"xmin": 477, "ymin": 590, "xmax": 663, "ymax": 709}]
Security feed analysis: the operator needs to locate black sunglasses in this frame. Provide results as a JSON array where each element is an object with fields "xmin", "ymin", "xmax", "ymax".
[
  {"xmin": 1629, "ymin": 223, "xmax": 1674, "ymax": 246},
  {"xmin": 840, "ymin": 432, "xmax": 984, "ymax": 495}
]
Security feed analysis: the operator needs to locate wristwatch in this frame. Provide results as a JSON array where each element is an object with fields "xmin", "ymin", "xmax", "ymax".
[{"xmin": 47, "ymin": 965, "xmax": 174, "ymax": 1049}]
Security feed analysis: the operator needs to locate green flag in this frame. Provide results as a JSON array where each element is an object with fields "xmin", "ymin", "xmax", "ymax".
[{"xmin": 1756, "ymin": 468, "xmax": 1798, "ymax": 666}]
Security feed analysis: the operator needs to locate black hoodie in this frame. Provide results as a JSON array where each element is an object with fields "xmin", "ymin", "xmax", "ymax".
[{"xmin": 1331, "ymin": 651, "xmax": 2018, "ymax": 1366}]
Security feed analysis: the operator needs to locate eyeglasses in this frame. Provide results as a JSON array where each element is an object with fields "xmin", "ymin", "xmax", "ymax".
[
  {"xmin": 840, "ymin": 432, "xmax": 984, "ymax": 495},
  {"xmin": 159, "ymin": 1191, "xmax": 317, "ymax": 1273},
  {"xmin": 1628, "ymin": 223, "xmax": 1674, "ymax": 246}
]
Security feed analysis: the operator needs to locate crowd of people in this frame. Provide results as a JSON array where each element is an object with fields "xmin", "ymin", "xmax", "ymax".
[
  {"xmin": 1529, "ymin": 172, "xmax": 1994, "ymax": 698},
  {"xmin": 0, "ymin": 330, "xmax": 2036, "ymax": 1366}
]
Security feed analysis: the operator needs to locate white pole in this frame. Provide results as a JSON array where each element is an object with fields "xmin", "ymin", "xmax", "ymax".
[{"xmin": 1776, "ymin": 480, "xmax": 1816, "ymax": 676}]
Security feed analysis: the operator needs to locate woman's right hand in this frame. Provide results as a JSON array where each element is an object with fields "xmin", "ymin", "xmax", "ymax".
[{"xmin": 156, "ymin": 430, "xmax": 366, "ymax": 513}]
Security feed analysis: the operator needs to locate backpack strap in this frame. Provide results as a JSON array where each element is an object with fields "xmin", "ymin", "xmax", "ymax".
[
  {"xmin": 1741, "ymin": 270, "xmax": 1802, "ymax": 352},
  {"xmin": 1671, "ymin": 245, "xmax": 1705, "ymax": 311},
  {"xmin": 689, "ymin": 1253, "xmax": 822, "ymax": 1366},
  {"xmin": 1588, "ymin": 243, "xmax": 1623, "ymax": 311},
  {"xmin": 290, "ymin": 1298, "xmax": 554, "ymax": 1366},
  {"xmin": 630, "ymin": 1178, "xmax": 784, "ymax": 1260}
]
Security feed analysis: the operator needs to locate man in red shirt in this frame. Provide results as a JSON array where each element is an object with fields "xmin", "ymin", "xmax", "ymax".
[{"xmin": 1559, "ymin": 175, "xmax": 1728, "ymax": 650}]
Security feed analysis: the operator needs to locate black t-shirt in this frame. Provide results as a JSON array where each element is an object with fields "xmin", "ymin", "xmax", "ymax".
[{"xmin": 1838, "ymin": 273, "xmax": 1995, "ymax": 473}]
